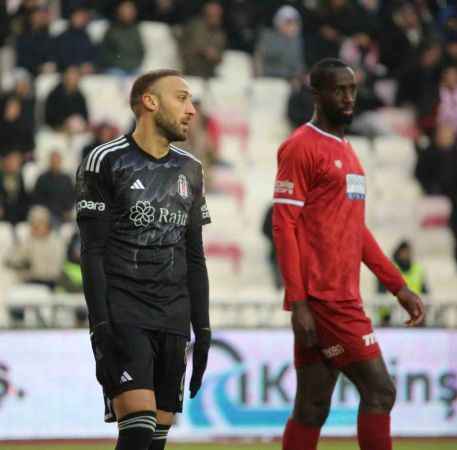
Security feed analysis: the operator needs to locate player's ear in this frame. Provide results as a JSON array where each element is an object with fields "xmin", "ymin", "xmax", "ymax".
[{"xmin": 142, "ymin": 92, "xmax": 159, "ymax": 113}]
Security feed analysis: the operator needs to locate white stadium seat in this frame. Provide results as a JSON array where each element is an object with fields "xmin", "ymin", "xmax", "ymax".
[
  {"xmin": 22, "ymin": 162, "xmax": 41, "ymax": 192},
  {"xmin": 87, "ymin": 19, "xmax": 109, "ymax": 43},
  {"xmin": 216, "ymin": 50, "xmax": 253, "ymax": 81},
  {"xmin": 139, "ymin": 21, "xmax": 181, "ymax": 71},
  {"xmin": 373, "ymin": 135, "xmax": 416, "ymax": 173}
]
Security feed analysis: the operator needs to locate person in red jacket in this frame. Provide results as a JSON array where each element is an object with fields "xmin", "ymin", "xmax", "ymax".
[{"xmin": 272, "ymin": 58, "xmax": 425, "ymax": 450}]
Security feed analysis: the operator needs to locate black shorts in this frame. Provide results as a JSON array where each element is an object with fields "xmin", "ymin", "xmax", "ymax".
[{"xmin": 92, "ymin": 324, "xmax": 189, "ymax": 422}]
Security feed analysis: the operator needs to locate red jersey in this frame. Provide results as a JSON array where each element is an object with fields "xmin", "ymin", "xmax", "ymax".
[{"xmin": 272, "ymin": 123, "xmax": 405, "ymax": 310}]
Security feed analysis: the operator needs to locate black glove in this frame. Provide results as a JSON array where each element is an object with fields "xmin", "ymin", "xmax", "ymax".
[
  {"xmin": 90, "ymin": 321, "xmax": 128, "ymax": 389},
  {"xmin": 189, "ymin": 328, "xmax": 211, "ymax": 399}
]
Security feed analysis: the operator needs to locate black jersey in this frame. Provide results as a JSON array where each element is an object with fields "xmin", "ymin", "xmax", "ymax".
[{"xmin": 76, "ymin": 134, "xmax": 211, "ymax": 337}]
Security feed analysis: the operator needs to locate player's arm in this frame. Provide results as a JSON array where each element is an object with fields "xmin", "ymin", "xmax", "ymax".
[
  {"xmin": 362, "ymin": 226, "xmax": 425, "ymax": 326},
  {"xmin": 76, "ymin": 162, "xmax": 112, "ymax": 329},
  {"xmin": 76, "ymin": 160, "xmax": 125, "ymax": 379},
  {"xmin": 187, "ymin": 166, "xmax": 212, "ymax": 398},
  {"xmin": 272, "ymin": 140, "xmax": 317, "ymax": 347}
]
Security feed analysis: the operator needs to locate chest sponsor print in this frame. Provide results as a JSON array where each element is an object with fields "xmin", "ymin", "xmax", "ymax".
[{"xmin": 346, "ymin": 174, "xmax": 366, "ymax": 200}]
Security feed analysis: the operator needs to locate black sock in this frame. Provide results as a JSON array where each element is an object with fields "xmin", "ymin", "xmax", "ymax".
[
  {"xmin": 115, "ymin": 410, "xmax": 157, "ymax": 450},
  {"xmin": 148, "ymin": 424, "xmax": 171, "ymax": 450}
]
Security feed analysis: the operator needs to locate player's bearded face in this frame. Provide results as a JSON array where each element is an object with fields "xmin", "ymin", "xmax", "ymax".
[
  {"xmin": 321, "ymin": 100, "xmax": 354, "ymax": 126},
  {"xmin": 154, "ymin": 107, "xmax": 187, "ymax": 142}
]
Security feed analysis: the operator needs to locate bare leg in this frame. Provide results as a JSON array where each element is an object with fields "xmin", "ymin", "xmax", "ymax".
[
  {"xmin": 341, "ymin": 356, "xmax": 396, "ymax": 450},
  {"xmin": 283, "ymin": 361, "xmax": 339, "ymax": 450}
]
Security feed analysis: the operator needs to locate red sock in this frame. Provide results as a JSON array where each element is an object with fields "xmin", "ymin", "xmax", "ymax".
[
  {"xmin": 358, "ymin": 412, "xmax": 392, "ymax": 450},
  {"xmin": 282, "ymin": 418, "xmax": 320, "ymax": 450}
]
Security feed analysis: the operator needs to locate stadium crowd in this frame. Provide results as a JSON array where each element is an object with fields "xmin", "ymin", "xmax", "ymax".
[{"xmin": 0, "ymin": 0, "xmax": 455, "ymax": 327}]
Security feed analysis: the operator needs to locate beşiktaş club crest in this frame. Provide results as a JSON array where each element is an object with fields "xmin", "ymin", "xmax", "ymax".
[{"xmin": 177, "ymin": 174, "xmax": 189, "ymax": 199}]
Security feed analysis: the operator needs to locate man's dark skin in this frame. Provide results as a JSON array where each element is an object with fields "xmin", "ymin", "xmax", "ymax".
[{"xmin": 291, "ymin": 66, "xmax": 426, "ymax": 427}]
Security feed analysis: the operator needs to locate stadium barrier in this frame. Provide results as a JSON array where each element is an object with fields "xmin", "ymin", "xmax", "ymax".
[
  {"xmin": 2, "ymin": 292, "xmax": 457, "ymax": 328},
  {"xmin": 0, "ymin": 329, "xmax": 456, "ymax": 440}
]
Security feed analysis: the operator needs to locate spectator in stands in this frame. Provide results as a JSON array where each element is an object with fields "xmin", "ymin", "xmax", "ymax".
[
  {"xmin": 44, "ymin": 66, "xmax": 89, "ymax": 133},
  {"xmin": 58, "ymin": 228, "xmax": 88, "ymax": 327},
  {"xmin": 224, "ymin": 0, "xmax": 259, "ymax": 54},
  {"xmin": 398, "ymin": 41, "xmax": 442, "ymax": 134},
  {"xmin": 0, "ymin": 69, "xmax": 36, "ymax": 158},
  {"xmin": 436, "ymin": 65, "xmax": 457, "ymax": 134},
  {"xmin": 178, "ymin": 1, "xmax": 226, "ymax": 78},
  {"xmin": 0, "ymin": 151, "xmax": 29, "ymax": 225},
  {"xmin": 55, "ymin": 5, "xmax": 97, "ymax": 74},
  {"xmin": 0, "ymin": 1, "xmax": 9, "ymax": 48},
  {"xmin": 415, "ymin": 124, "xmax": 455, "ymax": 195},
  {"xmin": 15, "ymin": 4, "xmax": 56, "ymax": 76},
  {"xmin": 4, "ymin": 206, "xmax": 65, "ymax": 324},
  {"xmin": 33, "ymin": 151, "xmax": 75, "ymax": 224},
  {"xmin": 137, "ymin": 0, "xmax": 182, "ymax": 24},
  {"xmin": 378, "ymin": 1, "xmax": 436, "ymax": 80},
  {"xmin": 81, "ymin": 121, "xmax": 119, "ymax": 160},
  {"xmin": 262, "ymin": 204, "xmax": 283, "ymax": 290},
  {"xmin": 0, "ymin": 96, "xmax": 35, "ymax": 159},
  {"xmin": 10, "ymin": 0, "xmax": 47, "ymax": 34},
  {"xmin": 254, "ymin": 5, "xmax": 304, "ymax": 79},
  {"xmin": 287, "ymin": 73, "xmax": 313, "ymax": 129},
  {"xmin": 377, "ymin": 240, "xmax": 428, "ymax": 326},
  {"xmin": 306, "ymin": 0, "xmax": 370, "ymax": 67},
  {"xmin": 99, "ymin": 0, "xmax": 144, "ymax": 76}
]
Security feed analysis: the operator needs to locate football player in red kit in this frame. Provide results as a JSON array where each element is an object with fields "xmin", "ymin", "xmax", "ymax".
[{"xmin": 273, "ymin": 58, "xmax": 425, "ymax": 450}]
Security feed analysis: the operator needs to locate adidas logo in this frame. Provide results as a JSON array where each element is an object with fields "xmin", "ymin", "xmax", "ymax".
[
  {"xmin": 120, "ymin": 371, "xmax": 133, "ymax": 383},
  {"xmin": 130, "ymin": 179, "xmax": 145, "ymax": 190}
]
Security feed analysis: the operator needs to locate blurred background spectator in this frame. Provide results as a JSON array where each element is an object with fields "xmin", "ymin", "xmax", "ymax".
[
  {"xmin": 254, "ymin": 5, "xmax": 304, "ymax": 79},
  {"xmin": 0, "ymin": 151, "xmax": 29, "ymax": 225},
  {"xmin": 178, "ymin": 1, "xmax": 226, "ymax": 78},
  {"xmin": 286, "ymin": 73, "xmax": 314, "ymax": 129},
  {"xmin": 44, "ymin": 66, "xmax": 88, "ymax": 133},
  {"xmin": 136, "ymin": 0, "xmax": 182, "ymax": 24},
  {"xmin": 33, "ymin": 151, "xmax": 75, "ymax": 224},
  {"xmin": 81, "ymin": 121, "xmax": 119, "ymax": 160},
  {"xmin": 377, "ymin": 239, "xmax": 429, "ymax": 326},
  {"xmin": 14, "ymin": 4, "xmax": 56, "ymax": 77},
  {"xmin": 55, "ymin": 5, "xmax": 96, "ymax": 74},
  {"xmin": 58, "ymin": 228, "xmax": 87, "ymax": 327},
  {"xmin": 0, "ymin": 76, "xmax": 36, "ymax": 158},
  {"xmin": 4, "ymin": 205, "xmax": 65, "ymax": 291},
  {"xmin": 99, "ymin": 0, "xmax": 144, "ymax": 76},
  {"xmin": 223, "ymin": 0, "xmax": 259, "ymax": 54}
]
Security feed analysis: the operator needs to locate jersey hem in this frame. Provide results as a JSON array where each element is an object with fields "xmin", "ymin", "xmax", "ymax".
[{"xmin": 111, "ymin": 321, "xmax": 190, "ymax": 339}]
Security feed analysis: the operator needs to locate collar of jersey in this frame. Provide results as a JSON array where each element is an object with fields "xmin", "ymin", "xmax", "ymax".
[
  {"xmin": 306, "ymin": 122, "xmax": 347, "ymax": 143},
  {"xmin": 126, "ymin": 133, "xmax": 173, "ymax": 163}
]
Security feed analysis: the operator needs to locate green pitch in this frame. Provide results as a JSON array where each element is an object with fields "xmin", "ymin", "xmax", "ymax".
[{"xmin": 3, "ymin": 441, "xmax": 457, "ymax": 450}]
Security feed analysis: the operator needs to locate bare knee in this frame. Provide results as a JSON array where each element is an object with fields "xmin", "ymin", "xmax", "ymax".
[
  {"xmin": 157, "ymin": 410, "xmax": 174, "ymax": 426},
  {"xmin": 362, "ymin": 379, "xmax": 396, "ymax": 412},
  {"xmin": 113, "ymin": 389, "xmax": 156, "ymax": 420},
  {"xmin": 294, "ymin": 398, "xmax": 332, "ymax": 427}
]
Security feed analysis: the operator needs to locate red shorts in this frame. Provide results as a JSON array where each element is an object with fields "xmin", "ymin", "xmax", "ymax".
[{"xmin": 294, "ymin": 297, "xmax": 381, "ymax": 369}]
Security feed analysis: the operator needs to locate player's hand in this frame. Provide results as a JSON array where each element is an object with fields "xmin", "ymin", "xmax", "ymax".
[
  {"xmin": 396, "ymin": 286, "xmax": 426, "ymax": 327},
  {"xmin": 190, "ymin": 328, "xmax": 211, "ymax": 399},
  {"xmin": 291, "ymin": 301, "xmax": 318, "ymax": 347},
  {"xmin": 90, "ymin": 321, "xmax": 128, "ymax": 387}
]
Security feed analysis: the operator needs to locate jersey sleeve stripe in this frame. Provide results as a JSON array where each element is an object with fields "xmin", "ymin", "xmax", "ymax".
[
  {"xmin": 86, "ymin": 136, "xmax": 126, "ymax": 171},
  {"xmin": 93, "ymin": 142, "xmax": 130, "ymax": 173},
  {"xmin": 273, "ymin": 198, "xmax": 305, "ymax": 207}
]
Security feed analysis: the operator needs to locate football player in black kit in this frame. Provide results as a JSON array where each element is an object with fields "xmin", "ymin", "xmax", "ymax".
[{"xmin": 76, "ymin": 69, "xmax": 211, "ymax": 450}]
